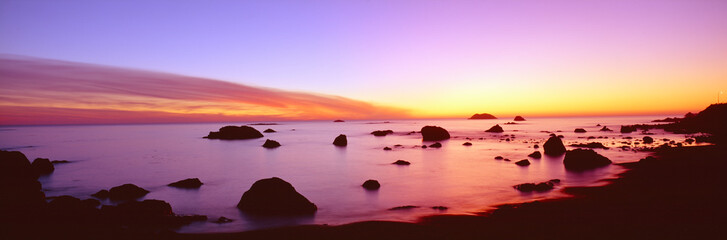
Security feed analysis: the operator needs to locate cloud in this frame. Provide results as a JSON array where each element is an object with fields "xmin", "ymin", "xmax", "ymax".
[{"xmin": 0, "ymin": 55, "xmax": 410, "ymax": 125}]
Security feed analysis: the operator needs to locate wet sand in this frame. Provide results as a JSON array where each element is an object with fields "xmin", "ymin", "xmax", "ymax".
[{"xmin": 173, "ymin": 144, "xmax": 726, "ymax": 240}]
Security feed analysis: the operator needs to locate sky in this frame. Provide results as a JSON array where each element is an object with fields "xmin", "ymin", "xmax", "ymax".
[{"xmin": 1, "ymin": 0, "xmax": 726, "ymax": 124}]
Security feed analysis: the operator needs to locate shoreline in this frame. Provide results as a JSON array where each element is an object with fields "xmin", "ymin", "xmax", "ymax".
[{"xmin": 172, "ymin": 144, "xmax": 726, "ymax": 239}]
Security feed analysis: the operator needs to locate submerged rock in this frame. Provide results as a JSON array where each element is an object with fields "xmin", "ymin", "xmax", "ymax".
[
  {"xmin": 485, "ymin": 124, "xmax": 504, "ymax": 133},
  {"xmin": 262, "ymin": 139, "xmax": 281, "ymax": 148},
  {"xmin": 333, "ymin": 134, "xmax": 347, "ymax": 147},
  {"xmin": 514, "ymin": 116, "xmax": 526, "ymax": 121},
  {"xmin": 388, "ymin": 205, "xmax": 419, "ymax": 210},
  {"xmin": 333, "ymin": 119, "xmax": 345, "ymax": 122},
  {"xmin": 421, "ymin": 126, "xmax": 451, "ymax": 141},
  {"xmin": 393, "ymin": 160, "xmax": 411, "ymax": 165},
  {"xmin": 31, "ymin": 158, "xmax": 54, "ymax": 175},
  {"xmin": 574, "ymin": 128, "xmax": 587, "ymax": 133},
  {"xmin": 563, "ymin": 149, "xmax": 612, "ymax": 171},
  {"xmin": 528, "ymin": 151, "xmax": 542, "ymax": 159},
  {"xmin": 600, "ymin": 126, "xmax": 612, "ymax": 131},
  {"xmin": 513, "ymin": 179, "xmax": 560, "ymax": 192},
  {"xmin": 108, "ymin": 184, "xmax": 149, "ymax": 201},
  {"xmin": 263, "ymin": 128, "xmax": 276, "ymax": 133},
  {"xmin": 371, "ymin": 130, "xmax": 394, "ymax": 136},
  {"xmin": 213, "ymin": 216, "xmax": 234, "ymax": 224},
  {"xmin": 620, "ymin": 125, "xmax": 637, "ymax": 133},
  {"xmin": 362, "ymin": 180, "xmax": 381, "ymax": 190},
  {"xmin": 543, "ymin": 136, "xmax": 567, "ymax": 156},
  {"xmin": 469, "ymin": 113, "xmax": 497, "ymax": 119},
  {"xmin": 205, "ymin": 126, "xmax": 263, "ymax": 140},
  {"xmin": 463, "ymin": 142, "xmax": 473, "ymax": 146},
  {"xmin": 429, "ymin": 142, "xmax": 442, "ymax": 148},
  {"xmin": 237, "ymin": 177, "xmax": 317, "ymax": 215},
  {"xmin": 515, "ymin": 159, "xmax": 530, "ymax": 166},
  {"xmin": 494, "ymin": 156, "xmax": 504, "ymax": 160},
  {"xmin": 168, "ymin": 178, "xmax": 203, "ymax": 189}
]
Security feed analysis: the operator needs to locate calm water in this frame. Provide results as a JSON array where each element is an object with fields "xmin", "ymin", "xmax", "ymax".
[{"xmin": 0, "ymin": 116, "xmax": 694, "ymax": 233}]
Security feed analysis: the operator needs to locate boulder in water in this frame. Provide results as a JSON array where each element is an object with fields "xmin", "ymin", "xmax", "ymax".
[
  {"xmin": 485, "ymin": 124, "xmax": 504, "ymax": 133},
  {"xmin": 333, "ymin": 134, "xmax": 347, "ymax": 146},
  {"xmin": 469, "ymin": 113, "xmax": 497, "ymax": 119},
  {"xmin": 528, "ymin": 151, "xmax": 542, "ymax": 159},
  {"xmin": 237, "ymin": 177, "xmax": 317, "ymax": 215},
  {"xmin": 362, "ymin": 180, "xmax": 381, "ymax": 190},
  {"xmin": 563, "ymin": 149, "xmax": 612, "ymax": 171},
  {"xmin": 108, "ymin": 184, "xmax": 149, "ymax": 201},
  {"xmin": 514, "ymin": 116, "xmax": 526, "ymax": 121},
  {"xmin": 421, "ymin": 126, "xmax": 450, "ymax": 141},
  {"xmin": 262, "ymin": 139, "xmax": 281, "ymax": 148},
  {"xmin": 31, "ymin": 158, "xmax": 54, "ymax": 175},
  {"xmin": 168, "ymin": 178, "xmax": 203, "ymax": 189},
  {"xmin": 543, "ymin": 136, "xmax": 567, "ymax": 156},
  {"xmin": 205, "ymin": 126, "xmax": 263, "ymax": 140}
]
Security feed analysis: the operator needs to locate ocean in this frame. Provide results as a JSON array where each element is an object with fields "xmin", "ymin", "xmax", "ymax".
[{"xmin": 0, "ymin": 116, "xmax": 695, "ymax": 233}]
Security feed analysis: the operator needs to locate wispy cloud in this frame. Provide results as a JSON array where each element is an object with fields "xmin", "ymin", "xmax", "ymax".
[{"xmin": 0, "ymin": 55, "xmax": 410, "ymax": 125}]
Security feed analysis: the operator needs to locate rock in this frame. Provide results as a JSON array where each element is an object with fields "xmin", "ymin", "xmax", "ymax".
[
  {"xmin": 620, "ymin": 125, "xmax": 637, "ymax": 133},
  {"xmin": 533, "ymin": 144, "xmax": 539, "ymax": 149},
  {"xmin": 51, "ymin": 160, "xmax": 71, "ymax": 164},
  {"xmin": 513, "ymin": 183, "xmax": 536, "ymax": 192},
  {"xmin": 685, "ymin": 138, "xmax": 695, "ymax": 144},
  {"xmin": 205, "ymin": 126, "xmax": 263, "ymax": 140},
  {"xmin": 563, "ymin": 149, "xmax": 612, "ymax": 171},
  {"xmin": 81, "ymin": 198, "xmax": 101, "ymax": 208},
  {"xmin": 569, "ymin": 142, "xmax": 609, "ymax": 149},
  {"xmin": 392, "ymin": 160, "xmax": 411, "ymax": 165},
  {"xmin": 362, "ymin": 180, "xmax": 380, "ymax": 190},
  {"xmin": 333, "ymin": 134, "xmax": 347, "ymax": 146},
  {"xmin": 514, "ymin": 180, "xmax": 556, "ymax": 192},
  {"xmin": 428, "ymin": 142, "xmax": 442, "ymax": 148},
  {"xmin": 528, "ymin": 151, "xmax": 542, "ymax": 159},
  {"xmin": 213, "ymin": 216, "xmax": 234, "ymax": 224},
  {"xmin": 46, "ymin": 195, "xmax": 99, "ymax": 222},
  {"xmin": 574, "ymin": 128, "xmax": 587, "ymax": 133},
  {"xmin": 237, "ymin": 177, "xmax": 317, "ymax": 215},
  {"xmin": 543, "ymin": 136, "xmax": 567, "ymax": 156},
  {"xmin": 494, "ymin": 156, "xmax": 504, "ymax": 160},
  {"xmin": 108, "ymin": 184, "xmax": 149, "ymax": 201},
  {"xmin": 468, "ymin": 113, "xmax": 497, "ymax": 119},
  {"xmin": 485, "ymin": 124, "xmax": 504, "ymax": 133},
  {"xmin": 262, "ymin": 139, "xmax": 281, "ymax": 148},
  {"xmin": 263, "ymin": 128, "xmax": 276, "ymax": 133},
  {"xmin": 371, "ymin": 130, "xmax": 394, "ymax": 136},
  {"xmin": 388, "ymin": 205, "xmax": 419, "ymax": 210},
  {"xmin": 333, "ymin": 119, "xmax": 345, "ymax": 122},
  {"xmin": 31, "ymin": 158, "xmax": 54, "ymax": 175},
  {"xmin": 462, "ymin": 142, "xmax": 472, "ymax": 146},
  {"xmin": 421, "ymin": 126, "xmax": 451, "ymax": 141},
  {"xmin": 100, "ymin": 199, "xmax": 207, "ymax": 227},
  {"xmin": 383, "ymin": 147, "xmax": 393, "ymax": 150},
  {"xmin": 514, "ymin": 116, "xmax": 526, "ymax": 121},
  {"xmin": 643, "ymin": 136, "xmax": 654, "ymax": 144},
  {"xmin": 0, "ymin": 150, "xmax": 45, "ymax": 219},
  {"xmin": 431, "ymin": 206, "xmax": 448, "ymax": 210},
  {"xmin": 515, "ymin": 159, "xmax": 530, "ymax": 166},
  {"xmin": 600, "ymin": 126, "xmax": 612, "ymax": 131},
  {"xmin": 92, "ymin": 190, "xmax": 110, "ymax": 199},
  {"xmin": 168, "ymin": 178, "xmax": 203, "ymax": 189}
]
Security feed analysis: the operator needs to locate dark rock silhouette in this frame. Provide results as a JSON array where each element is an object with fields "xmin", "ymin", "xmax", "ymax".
[
  {"xmin": 513, "ymin": 179, "xmax": 560, "ymax": 192},
  {"xmin": 574, "ymin": 128, "xmax": 587, "ymax": 133},
  {"xmin": 393, "ymin": 160, "xmax": 411, "ymax": 165},
  {"xmin": 362, "ymin": 180, "xmax": 381, "ymax": 190},
  {"xmin": 31, "ymin": 157, "xmax": 54, "ymax": 175},
  {"xmin": 421, "ymin": 126, "xmax": 450, "ymax": 141},
  {"xmin": 563, "ymin": 149, "xmax": 612, "ymax": 171},
  {"xmin": 469, "ymin": 113, "xmax": 497, "ymax": 119},
  {"xmin": 643, "ymin": 136, "xmax": 654, "ymax": 144},
  {"xmin": 371, "ymin": 130, "xmax": 394, "ymax": 136},
  {"xmin": 495, "ymin": 156, "xmax": 504, "ymax": 160},
  {"xmin": 262, "ymin": 139, "xmax": 281, "ymax": 148},
  {"xmin": 463, "ymin": 142, "xmax": 472, "ymax": 146},
  {"xmin": 237, "ymin": 177, "xmax": 317, "ymax": 215},
  {"xmin": 263, "ymin": 128, "xmax": 276, "ymax": 133},
  {"xmin": 528, "ymin": 151, "xmax": 542, "ymax": 159},
  {"xmin": 534, "ymin": 144, "xmax": 540, "ymax": 149},
  {"xmin": 101, "ymin": 199, "xmax": 207, "ymax": 227},
  {"xmin": 92, "ymin": 190, "xmax": 109, "ymax": 199},
  {"xmin": 51, "ymin": 160, "xmax": 71, "ymax": 164},
  {"xmin": 168, "ymin": 178, "xmax": 203, "ymax": 189},
  {"xmin": 543, "ymin": 136, "xmax": 567, "ymax": 156},
  {"xmin": 333, "ymin": 119, "xmax": 345, "ymax": 122},
  {"xmin": 485, "ymin": 124, "xmax": 504, "ymax": 133},
  {"xmin": 383, "ymin": 147, "xmax": 392, "ymax": 151},
  {"xmin": 514, "ymin": 116, "xmax": 526, "ymax": 121},
  {"xmin": 333, "ymin": 134, "xmax": 347, "ymax": 147},
  {"xmin": 431, "ymin": 206, "xmax": 449, "ymax": 210},
  {"xmin": 108, "ymin": 184, "xmax": 149, "ymax": 201},
  {"xmin": 429, "ymin": 142, "xmax": 442, "ymax": 148},
  {"xmin": 600, "ymin": 126, "xmax": 613, "ymax": 131},
  {"xmin": 569, "ymin": 142, "xmax": 609, "ymax": 149},
  {"xmin": 213, "ymin": 216, "xmax": 234, "ymax": 224},
  {"xmin": 389, "ymin": 205, "xmax": 419, "ymax": 210},
  {"xmin": 515, "ymin": 159, "xmax": 530, "ymax": 166},
  {"xmin": 620, "ymin": 125, "xmax": 637, "ymax": 133},
  {"xmin": 0, "ymin": 150, "xmax": 45, "ymax": 220},
  {"xmin": 205, "ymin": 126, "xmax": 263, "ymax": 140}
]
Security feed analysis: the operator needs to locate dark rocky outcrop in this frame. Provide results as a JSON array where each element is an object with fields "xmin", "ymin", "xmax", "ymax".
[
  {"xmin": 485, "ymin": 124, "xmax": 504, "ymax": 133},
  {"xmin": 528, "ymin": 151, "xmax": 542, "ymax": 159},
  {"xmin": 383, "ymin": 147, "xmax": 392, "ymax": 151},
  {"xmin": 168, "ymin": 178, "xmax": 203, "ymax": 189},
  {"xmin": 108, "ymin": 184, "xmax": 149, "ymax": 201},
  {"xmin": 515, "ymin": 159, "xmax": 530, "ymax": 166},
  {"xmin": 213, "ymin": 216, "xmax": 234, "ymax": 224},
  {"xmin": 514, "ymin": 116, "xmax": 526, "ymax": 121},
  {"xmin": 362, "ymin": 180, "xmax": 381, "ymax": 190},
  {"xmin": 333, "ymin": 134, "xmax": 347, "ymax": 146},
  {"xmin": 463, "ymin": 142, "xmax": 472, "ymax": 146},
  {"xmin": 31, "ymin": 157, "xmax": 54, "ymax": 175},
  {"xmin": 469, "ymin": 113, "xmax": 497, "ymax": 119},
  {"xmin": 92, "ymin": 190, "xmax": 109, "ymax": 199},
  {"xmin": 600, "ymin": 126, "xmax": 613, "ymax": 131},
  {"xmin": 263, "ymin": 128, "xmax": 276, "ymax": 133},
  {"xmin": 563, "ymin": 149, "xmax": 612, "ymax": 171},
  {"xmin": 237, "ymin": 177, "xmax": 317, "ymax": 215},
  {"xmin": 431, "ymin": 206, "xmax": 449, "ymax": 210},
  {"xmin": 371, "ymin": 130, "xmax": 394, "ymax": 136},
  {"xmin": 494, "ymin": 156, "xmax": 504, "ymax": 160},
  {"xmin": 643, "ymin": 136, "xmax": 654, "ymax": 144},
  {"xmin": 421, "ymin": 126, "xmax": 450, "ymax": 141},
  {"xmin": 389, "ymin": 205, "xmax": 419, "ymax": 210},
  {"xmin": 620, "ymin": 125, "xmax": 637, "ymax": 133},
  {"xmin": 205, "ymin": 126, "xmax": 263, "ymax": 140},
  {"xmin": 393, "ymin": 160, "xmax": 411, "ymax": 165},
  {"xmin": 513, "ymin": 179, "xmax": 560, "ymax": 192},
  {"xmin": 262, "ymin": 139, "xmax": 281, "ymax": 148},
  {"xmin": 543, "ymin": 136, "xmax": 567, "ymax": 156},
  {"xmin": 0, "ymin": 150, "xmax": 46, "ymax": 220},
  {"xmin": 333, "ymin": 119, "xmax": 345, "ymax": 122},
  {"xmin": 101, "ymin": 199, "xmax": 207, "ymax": 227},
  {"xmin": 574, "ymin": 128, "xmax": 587, "ymax": 133},
  {"xmin": 569, "ymin": 142, "xmax": 609, "ymax": 149},
  {"xmin": 428, "ymin": 142, "xmax": 442, "ymax": 148}
]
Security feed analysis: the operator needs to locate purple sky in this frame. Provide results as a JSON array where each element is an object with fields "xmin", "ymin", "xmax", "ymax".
[{"xmin": 1, "ymin": 0, "xmax": 726, "ymax": 119}]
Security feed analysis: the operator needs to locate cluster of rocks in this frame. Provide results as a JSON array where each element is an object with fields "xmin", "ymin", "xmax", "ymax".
[{"xmin": 513, "ymin": 179, "xmax": 561, "ymax": 192}]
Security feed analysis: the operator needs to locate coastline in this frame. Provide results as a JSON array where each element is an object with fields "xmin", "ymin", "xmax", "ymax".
[{"xmin": 172, "ymin": 144, "xmax": 726, "ymax": 240}]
